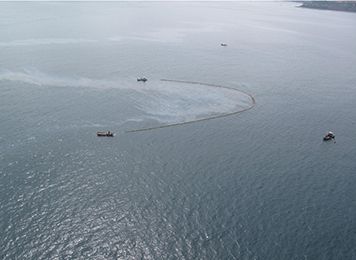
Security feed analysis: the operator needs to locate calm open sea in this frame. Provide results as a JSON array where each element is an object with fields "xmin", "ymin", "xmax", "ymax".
[{"xmin": 1, "ymin": 2, "xmax": 356, "ymax": 259}]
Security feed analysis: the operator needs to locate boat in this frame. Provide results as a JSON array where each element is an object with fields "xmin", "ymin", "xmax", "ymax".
[
  {"xmin": 97, "ymin": 131, "xmax": 114, "ymax": 137},
  {"xmin": 137, "ymin": 77, "xmax": 148, "ymax": 82},
  {"xmin": 323, "ymin": 131, "xmax": 335, "ymax": 141},
  {"xmin": 221, "ymin": 43, "xmax": 228, "ymax": 47}
]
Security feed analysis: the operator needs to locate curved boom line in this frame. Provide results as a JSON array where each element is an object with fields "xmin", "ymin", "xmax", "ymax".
[{"xmin": 126, "ymin": 79, "xmax": 255, "ymax": 133}]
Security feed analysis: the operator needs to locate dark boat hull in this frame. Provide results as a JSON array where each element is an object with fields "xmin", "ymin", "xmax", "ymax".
[
  {"xmin": 323, "ymin": 136, "xmax": 334, "ymax": 141},
  {"xmin": 97, "ymin": 132, "xmax": 114, "ymax": 137}
]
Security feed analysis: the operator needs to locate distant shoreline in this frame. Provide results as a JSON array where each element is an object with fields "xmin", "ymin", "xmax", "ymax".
[{"xmin": 298, "ymin": 1, "xmax": 356, "ymax": 13}]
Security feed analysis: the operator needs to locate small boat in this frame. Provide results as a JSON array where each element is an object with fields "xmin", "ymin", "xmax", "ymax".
[
  {"xmin": 137, "ymin": 77, "xmax": 147, "ymax": 82},
  {"xmin": 221, "ymin": 43, "xmax": 228, "ymax": 47},
  {"xmin": 97, "ymin": 131, "xmax": 114, "ymax": 137},
  {"xmin": 323, "ymin": 131, "xmax": 335, "ymax": 141}
]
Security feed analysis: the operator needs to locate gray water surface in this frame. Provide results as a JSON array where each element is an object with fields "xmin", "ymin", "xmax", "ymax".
[{"xmin": 1, "ymin": 2, "xmax": 356, "ymax": 259}]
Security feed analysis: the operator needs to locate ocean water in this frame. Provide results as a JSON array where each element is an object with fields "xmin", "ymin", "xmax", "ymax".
[{"xmin": 1, "ymin": 2, "xmax": 356, "ymax": 259}]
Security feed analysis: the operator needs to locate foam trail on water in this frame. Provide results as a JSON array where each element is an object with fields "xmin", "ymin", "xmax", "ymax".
[
  {"xmin": 0, "ymin": 69, "xmax": 120, "ymax": 90},
  {"xmin": 0, "ymin": 38, "xmax": 97, "ymax": 47},
  {"xmin": 135, "ymin": 83, "xmax": 252, "ymax": 123},
  {"xmin": 0, "ymin": 69, "xmax": 253, "ymax": 125}
]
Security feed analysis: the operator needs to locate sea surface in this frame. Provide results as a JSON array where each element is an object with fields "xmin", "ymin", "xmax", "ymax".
[{"xmin": 1, "ymin": 2, "xmax": 356, "ymax": 259}]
